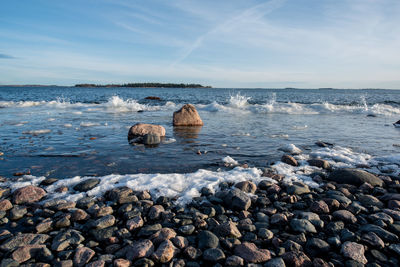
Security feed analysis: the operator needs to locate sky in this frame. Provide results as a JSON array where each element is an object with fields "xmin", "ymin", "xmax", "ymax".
[{"xmin": 0, "ymin": 0, "xmax": 400, "ymax": 88}]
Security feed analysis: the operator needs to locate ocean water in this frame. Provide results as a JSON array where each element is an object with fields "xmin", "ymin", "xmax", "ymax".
[{"xmin": 1, "ymin": 87, "xmax": 400, "ymax": 202}]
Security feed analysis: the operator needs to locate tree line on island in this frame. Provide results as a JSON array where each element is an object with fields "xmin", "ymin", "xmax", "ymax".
[{"xmin": 74, "ymin": 83, "xmax": 211, "ymax": 88}]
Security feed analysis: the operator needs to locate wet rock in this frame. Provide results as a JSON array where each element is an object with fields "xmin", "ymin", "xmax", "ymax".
[
  {"xmin": 126, "ymin": 215, "xmax": 144, "ymax": 231},
  {"xmin": 51, "ymin": 230, "xmax": 85, "ymax": 251},
  {"xmin": 234, "ymin": 242, "xmax": 271, "ymax": 263},
  {"xmin": 307, "ymin": 159, "xmax": 330, "ymax": 169},
  {"xmin": 11, "ymin": 245, "xmax": 46, "ymax": 263},
  {"xmin": 90, "ymin": 226, "xmax": 118, "ymax": 242},
  {"xmin": 286, "ymin": 183, "xmax": 310, "ymax": 195},
  {"xmin": 214, "ymin": 221, "xmax": 242, "ymax": 238},
  {"xmin": 282, "ymin": 251, "xmax": 311, "ymax": 267},
  {"xmin": 203, "ymin": 248, "xmax": 225, "ymax": 262},
  {"xmin": 143, "ymin": 134, "xmax": 161, "ymax": 145},
  {"xmin": 357, "ymin": 195, "xmax": 384, "ymax": 209},
  {"xmin": 152, "ymin": 240, "xmax": 176, "ymax": 263},
  {"xmin": 93, "ymin": 215, "xmax": 115, "ymax": 229},
  {"xmin": 1, "ymin": 233, "xmax": 50, "ymax": 252},
  {"xmin": 36, "ymin": 218, "xmax": 53, "ymax": 233},
  {"xmin": 126, "ymin": 239, "xmax": 154, "ymax": 260},
  {"xmin": 73, "ymin": 247, "xmax": 95, "ymax": 267},
  {"xmin": 290, "ymin": 219, "xmax": 317, "ymax": 234},
  {"xmin": 361, "ymin": 232, "xmax": 384, "ymax": 249},
  {"xmin": 264, "ymin": 257, "xmax": 286, "ymax": 267},
  {"xmin": 173, "ymin": 104, "xmax": 203, "ymax": 126},
  {"xmin": 10, "ymin": 205, "xmax": 27, "ymax": 220},
  {"xmin": 359, "ymin": 224, "xmax": 399, "ymax": 242},
  {"xmin": 184, "ymin": 246, "xmax": 202, "ymax": 260},
  {"xmin": 271, "ymin": 213, "xmax": 288, "ymax": 225},
  {"xmin": 197, "ymin": 230, "xmax": 219, "ymax": 249},
  {"xmin": 73, "ymin": 179, "xmax": 100, "ymax": 192},
  {"xmin": 310, "ymin": 200, "xmax": 330, "ymax": 214},
  {"xmin": 234, "ymin": 181, "xmax": 257, "ymax": 194},
  {"xmin": 150, "ymin": 228, "xmax": 176, "ymax": 245},
  {"xmin": 225, "ymin": 255, "xmax": 244, "ymax": 266},
  {"xmin": 172, "ymin": 236, "xmax": 188, "ymax": 249},
  {"xmin": 71, "ymin": 209, "xmax": 90, "ymax": 222},
  {"xmin": 13, "ymin": 186, "xmax": 46, "ymax": 204},
  {"xmin": 128, "ymin": 123, "xmax": 166, "ymax": 141},
  {"xmin": 148, "ymin": 205, "xmax": 164, "ymax": 220},
  {"xmin": 138, "ymin": 224, "xmax": 162, "ymax": 237},
  {"xmin": 40, "ymin": 178, "xmax": 58, "ymax": 186},
  {"xmin": 305, "ymin": 238, "xmax": 330, "ymax": 257},
  {"xmin": 281, "ymin": 155, "xmax": 298, "ymax": 167},
  {"xmin": 340, "ymin": 242, "xmax": 367, "ymax": 264},
  {"xmin": 328, "ymin": 169, "xmax": 383, "ymax": 186},
  {"xmin": 332, "ymin": 210, "xmax": 357, "ymax": 224},
  {"xmin": 178, "ymin": 225, "xmax": 195, "ymax": 235},
  {"xmin": 113, "ymin": 258, "xmax": 131, "ymax": 267},
  {"xmin": 0, "ymin": 199, "xmax": 12, "ymax": 211},
  {"xmin": 86, "ymin": 260, "xmax": 105, "ymax": 267},
  {"xmin": 224, "ymin": 189, "xmax": 251, "ymax": 211}
]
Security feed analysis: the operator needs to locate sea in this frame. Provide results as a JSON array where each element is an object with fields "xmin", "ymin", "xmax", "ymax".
[{"xmin": 1, "ymin": 86, "xmax": 400, "ymax": 203}]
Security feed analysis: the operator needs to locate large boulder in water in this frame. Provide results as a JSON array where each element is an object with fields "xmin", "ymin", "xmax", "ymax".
[
  {"xmin": 327, "ymin": 168, "xmax": 383, "ymax": 187},
  {"xmin": 173, "ymin": 104, "xmax": 203, "ymax": 126},
  {"xmin": 128, "ymin": 123, "xmax": 166, "ymax": 142}
]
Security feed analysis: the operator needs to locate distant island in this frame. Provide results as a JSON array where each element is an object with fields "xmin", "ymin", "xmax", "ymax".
[{"xmin": 74, "ymin": 83, "xmax": 212, "ymax": 88}]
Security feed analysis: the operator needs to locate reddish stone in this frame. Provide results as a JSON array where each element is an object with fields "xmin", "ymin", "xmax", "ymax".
[
  {"xmin": 13, "ymin": 186, "xmax": 46, "ymax": 204},
  {"xmin": 233, "ymin": 242, "xmax": 271, "ymax": 263}
]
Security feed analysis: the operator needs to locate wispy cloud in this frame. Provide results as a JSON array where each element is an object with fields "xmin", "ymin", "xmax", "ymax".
[
  {"xmin": 170, "ymin": 0, "xmax": 286, "ymax": 67},
  {"xmin": 0, "ymin": 53, "xmax": 15, "ymax": 59}
]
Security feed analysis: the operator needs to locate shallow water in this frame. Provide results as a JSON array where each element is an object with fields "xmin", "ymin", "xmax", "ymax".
[{"xmin": 1, "ymin": 87, "xmax": 400, "ymax": 180}]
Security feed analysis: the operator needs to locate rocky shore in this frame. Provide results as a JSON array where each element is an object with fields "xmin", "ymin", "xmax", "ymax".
[{"xmin": 1, "ymin": 164, "xmax": 400, "ymax": 267}]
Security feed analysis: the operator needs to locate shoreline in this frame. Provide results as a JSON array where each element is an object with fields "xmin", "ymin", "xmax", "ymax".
[{"xmin": 1, "ymin": 160, "xmax": 399, "ymax": 266}]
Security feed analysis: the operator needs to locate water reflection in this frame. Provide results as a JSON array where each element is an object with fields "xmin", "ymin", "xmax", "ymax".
[{"xmin": 173, "ymin": 126, "xmax": 202, "ymax": 140}]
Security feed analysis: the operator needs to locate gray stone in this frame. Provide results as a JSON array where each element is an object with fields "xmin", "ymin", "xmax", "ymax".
[
  {"xmin": 1, "ymin": 234, "xmax": 50, "ymax": 252},
  {"xmin": 264, "ymin": 257, "xmax": 286, "ymax": 267},
  {"xmin": 305, "ymin": 238, "xmax": 330, "ymax": 257},
  {"xmin": 235, "ymin": 181, "xmax": 257, "ymax": 194},
  {"xmin": 214, "ymin": 221, "xmax": 242, "ymax": 238},
  {"xmin": 359, "ymin": 224, "xmax": 399, "ymax": 242},
  {"xmin": 286, "ymin": 184, "xmax": 310, "ymax": 195},
  {"xmin": 333, "ymin": 210, "xmax": 357, "ymax": 224},
  {"xmin": 308, "ymin": 159, "xmax": 330, "ymax": 169},
  {"xmin": 178, "ymin": 225, "xmax": 195, "ymax": 235},
  {"xmin": 73, "ymin": 179, "xmax": 100, "ymax": 192},
  {"xmin": 203, "ymin": 248, "xmax": 225, "ymax": 262},
  {"xmin": 361, "ymin": 232, "xmax": 384, "ymax": 249},
  {"xmin": 93, "ymin": 215, "xmax": 115, "ymax": 230},
  {"xmin": 224, "ymin": 189, "xmax": 251, "ymax": 211},
  {"xmin": 73, "ymin": 247, "xmax": 95, "ymax": 267},
  {"xmin": 51, "ymin": 230, "xmax": 85, "ymax": 251},
  {"xmin": 9, "ymin": 206, "xmax": 27, "ymax": 220},
  {"xmin": 143, "ymin": 134, "xmax": 161, "ymax": 145},
  {"xmin": 290, "ymin": 219, "xmax": 317, "ymax": 234},
  {"xmin": 225, "ymin": 255, "xmax": 244, "ymax": 266},
  {"xmin": 328, "ymin": 168, "xmax": 383, "ymax": 186},
  {"xmin": 138, "ymin": 224, "xmax": 162, "ymax": 237},
  {"xmin": 90, "ymin": 227, "xmax": 118, "ymax": 242},
  {"xmin": 198, "ymin": 230, "xmax": 219, "ymax": 249},
  {"xmin": 340, "ymin": 241, "xmax": 367, "ymax": 264}
]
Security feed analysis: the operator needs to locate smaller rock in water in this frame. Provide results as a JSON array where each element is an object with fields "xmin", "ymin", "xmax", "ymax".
[
  {"xmin": 173, "ymin": 104, "xmax": 203, "ymax": 126},
  {"xmin": 145, "ymin": 96, "xmax": 161, "ymax": 100},
  {"xmin": 308, "ymin": 159, "xmax": 330, "ymax": 169},
  {"xmin": 128, "ymin": 123, "xmax": 166, "ymax": 142},
  {"xmin": 281, "ymin": 155, "xmax": 298, "ymax": 167}
]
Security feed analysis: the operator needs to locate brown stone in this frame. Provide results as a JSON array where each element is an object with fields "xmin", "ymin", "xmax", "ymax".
[
  {"xmin": 71, "ymin": 209, "xmax": 90, "ymax": 221},
  {"xmin": 173, "ymin": 104, "xmax": 203, "ymax": 126},
  {"xmin": 150, "ymin": 228, "xmax": 177, "ymax": 245},
  {"xmin": 86, "ymin": 260, "xmax": 105, "ymax": 267},
  {"xmin": 126, "ymin": 239, "xmax": 154, "ymax": 260},
  {"xmin": 281, "ymin": 155, "xmax": 298, "ymax": 166},
  {"xmin": 74, "ymin": 247, "xmax": 96, "ymax": 267},
  {"xmin": 214, "ymin": 221, "xmax": 242, "ymax": 238},
  {"xmin": 13, "ymin": 186, "xmax": 46, "ymax": 204},
  {"xmin": 234, "ymin": 242, "xmax": 271, "ymax": 263},
  {"xmin": 152, "ymin": 239, "xmax": 177, "ymax": 263},
  {"xmin": 36, "ymin": 218, "xmax": 53, "ymax": 233},
  {"xmin": 310, "ymin": 200, "xmax": 330, "ymax": 214},
  {"xmin": 114, "ymin": 258, "xmax": 131, "ymax": 267},
  {"xmin": 234, "ymin": 181, "xmax": 257, "ymax": 194},
  {"xmin": 282, "ymin": 251, "xmax": 312, "ymax": 267},
  {"xmin": 126, "ymin": 215, "xmax": 144, "ymax": 231},
  {"xmin": 11, "ymin": 244, "xmax": 45, "ymax": 263},
  {"xmin": 128, "ymin": 123, "xmax": 165, "ymax": 140},
  {"xmin": 341, "ymin": 241, "xmax": 367, "ymax": 264},
  {"xmin": 332, "ymin": 210, "xmax": 357, "ymax": 224},
  {"xmin": 0, "ymin": 199, "xmax": 13, "ymax": 211}
]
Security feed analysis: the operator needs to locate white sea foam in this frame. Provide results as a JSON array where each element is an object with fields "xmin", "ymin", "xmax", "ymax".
[
  {"xmin": 222, "ymin": 156, "xmax": 239, "ymax": 165},
  {"xmin": 163, "ymin": 138, "xmax": 176, "ymax": 144},
  {"xmin": 310, "ymin": 146, "xmax": 371, "ymax": 168},
  {"xmin": 279, "ymin": 144, "xmax": 302, "ymax": 154},
  {"xmin": 80, "ymin": 122, "xmax": 100, "ymax": 127},
  {"xmin": 22, "ymin": 129, "xmax": 51, "ymax": 135},
  {"xmin": 0, "ymin": 168, "xmax": 269, "ymax": 204},
  {"xmin": 63, "ymin": 123, "xmax": 72, "ymax": 128}
]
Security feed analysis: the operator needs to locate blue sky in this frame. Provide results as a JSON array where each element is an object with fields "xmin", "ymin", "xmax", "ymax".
[{"xmin": 1, "ymin": 0, "xmax": 399, "ymax": 88}]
